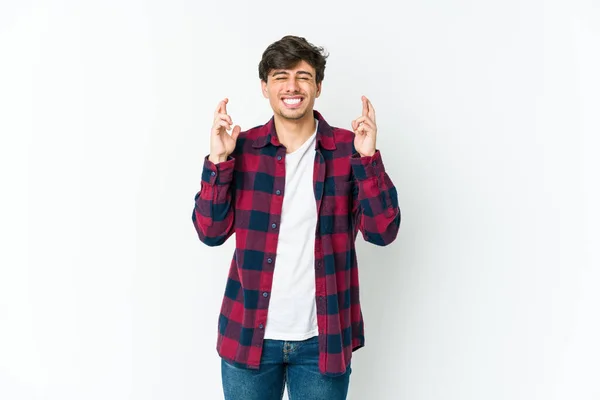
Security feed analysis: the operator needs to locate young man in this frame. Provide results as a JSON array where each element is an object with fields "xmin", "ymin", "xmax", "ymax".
[{"xmin": 192, "ymin": 35, "xmax": 400, "ymax": 399}]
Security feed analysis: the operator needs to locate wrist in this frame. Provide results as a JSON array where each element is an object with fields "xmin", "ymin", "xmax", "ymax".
[
  {"xmin": 358, "ymin": 150, "xmax": 376, "ymax": 157},
  {"xmin": 209, "ymin": 154, "xmax": 228, "ymax": 164}
]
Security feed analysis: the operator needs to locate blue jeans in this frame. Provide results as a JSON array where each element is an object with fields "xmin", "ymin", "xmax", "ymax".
[{"xmin": 221, "ymin": 335, "xmax": 351, "ymax": 400}]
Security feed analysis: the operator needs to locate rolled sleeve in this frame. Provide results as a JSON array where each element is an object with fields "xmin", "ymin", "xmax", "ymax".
[
  {"xmin": 202, "ymin": 156, "xmax": 235, "ymax": 186},
  {"xmin": 349, "ymin": 150, "xmax": 386, "ymax": 181}
]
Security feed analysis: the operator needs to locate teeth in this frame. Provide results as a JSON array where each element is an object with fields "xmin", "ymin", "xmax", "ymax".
[{"xmin": 283, "ymin": 98, "xmax": 301, "ymax": 105}]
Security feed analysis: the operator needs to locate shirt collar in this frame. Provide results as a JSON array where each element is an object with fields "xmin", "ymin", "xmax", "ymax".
[{"xmin": 252, "ymin": 109, "xmax": 337, "ymax": 151}]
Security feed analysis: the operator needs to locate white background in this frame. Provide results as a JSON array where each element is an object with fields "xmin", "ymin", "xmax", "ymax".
[{"xmin": 1, "ymin": 0, "xmax": 599, "ymax": 399}]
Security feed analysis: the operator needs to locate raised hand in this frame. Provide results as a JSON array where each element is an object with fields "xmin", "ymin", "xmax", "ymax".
[
  {"xmin": 351, "ymin": 95, "xmax": 377, "ymax": 157},
  {"xmin": 210, "ymin": 98, "xmax": 241, "ymax": 164}
]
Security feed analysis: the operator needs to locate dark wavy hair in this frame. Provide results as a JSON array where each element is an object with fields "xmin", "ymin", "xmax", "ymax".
[{"xmin": 258, "ymin": 35, "xmax": 329, "ymax": 84}]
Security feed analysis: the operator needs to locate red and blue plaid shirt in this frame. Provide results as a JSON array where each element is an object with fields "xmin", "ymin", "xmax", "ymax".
[{"xmin": 192, "ymin": 110, "xmax": 400, "ymax": 376}]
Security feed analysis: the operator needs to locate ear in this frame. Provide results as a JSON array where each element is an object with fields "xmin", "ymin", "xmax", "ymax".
[
  {"xmin": 261, "ymin": 80, "xmax": 269, "ymax": 99},
  {"xmin": 316, "ymin": 81, "xmax": 322, "ymax": 98}
]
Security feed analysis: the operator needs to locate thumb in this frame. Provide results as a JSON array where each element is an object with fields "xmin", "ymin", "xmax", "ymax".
[{"xmin": 231, "ymin": 125, "xmax": 241, "ymax": 141}]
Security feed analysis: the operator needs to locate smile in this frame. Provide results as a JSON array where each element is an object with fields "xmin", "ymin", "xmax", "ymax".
[{"xmin": 282, "ymin": 97, "xmax": 304, "ymax": 108}]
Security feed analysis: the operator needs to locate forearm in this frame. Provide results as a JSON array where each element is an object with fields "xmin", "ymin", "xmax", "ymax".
[
  {"xmin": 192, "ymin": 155, "xmax": 236, "ymax": 246},
  {"xmin": 351, "ymin": 150, "xmax": 401, "ymax": 246}
]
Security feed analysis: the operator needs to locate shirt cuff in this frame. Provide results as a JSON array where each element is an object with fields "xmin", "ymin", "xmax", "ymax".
[
  {"xmin": 350, "ymin": 150, "xmax": 386, "ymax": 181},
  {"xmin": 201, "ymin": 155, "xmax": 235, "ymax": 185}
]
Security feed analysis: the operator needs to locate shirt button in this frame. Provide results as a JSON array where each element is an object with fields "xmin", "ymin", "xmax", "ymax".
[
  {"xmin": 263, "ymin": 292, "xmax": 269, "ymax": 298},
  {"xmin": 276, "ymin": 190, "xmax": 281, "ymax": 195},
  {"xmin": 259, "ymin": 323, "xmax": 264, "ymax": 329},
  {"xmin": 210, "ymin": 171, "xmax": 216, "ymax": 176},
  {"xmin": 372, "ymin": 161, "xmax": 377, "ymax": 166},
  {"xmin": 277, "ymin": 155, "xmax": 282, "ymax": 161},
  {"xmin": 267, "ymin": 258, "xmax": 273, "ymax": 264},
  {"xmin": 271, "ymin": 223, "xmax": 277, "ymax": 229}
]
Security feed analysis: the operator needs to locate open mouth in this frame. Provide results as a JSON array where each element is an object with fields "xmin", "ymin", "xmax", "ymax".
[{"xmin": 281, "ymin": 96, "xmax": 304, "ymax": 109}]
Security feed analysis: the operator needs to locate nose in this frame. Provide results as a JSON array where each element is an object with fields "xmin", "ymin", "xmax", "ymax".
[{"xmin": 285, "ymin": 78, "xmax": 299, "ymax": 93}]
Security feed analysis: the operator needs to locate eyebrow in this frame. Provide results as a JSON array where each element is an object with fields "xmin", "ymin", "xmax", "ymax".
[{"xmin": 271, "ymin": 70, "xmax": 314, "ymax": 78}]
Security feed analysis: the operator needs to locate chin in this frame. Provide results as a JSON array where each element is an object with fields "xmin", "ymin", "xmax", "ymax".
[{"xmin": 278, "ymin": 108, "xmax": 308, "ymax": 121}]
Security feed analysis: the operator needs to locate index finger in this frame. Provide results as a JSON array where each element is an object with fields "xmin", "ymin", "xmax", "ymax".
[{"xmin": 362, "ymin": 96, "xmax": 368, "ymax": 117}]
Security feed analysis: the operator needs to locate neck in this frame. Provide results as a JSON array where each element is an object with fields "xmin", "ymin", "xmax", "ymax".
[{"xmin": 273, "ymin": 110, "xmax": 316, "ymax": 152}]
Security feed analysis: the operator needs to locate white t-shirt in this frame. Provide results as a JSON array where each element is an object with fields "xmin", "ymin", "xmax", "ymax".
[{"xmin": 263, "ymin": 121, "xmax": 319, "ymax": 341}]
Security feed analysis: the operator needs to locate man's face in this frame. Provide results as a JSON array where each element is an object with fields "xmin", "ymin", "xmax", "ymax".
[{"xmin": 261, "ymin": 60, "xmax": 322, "ymax": 121}]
